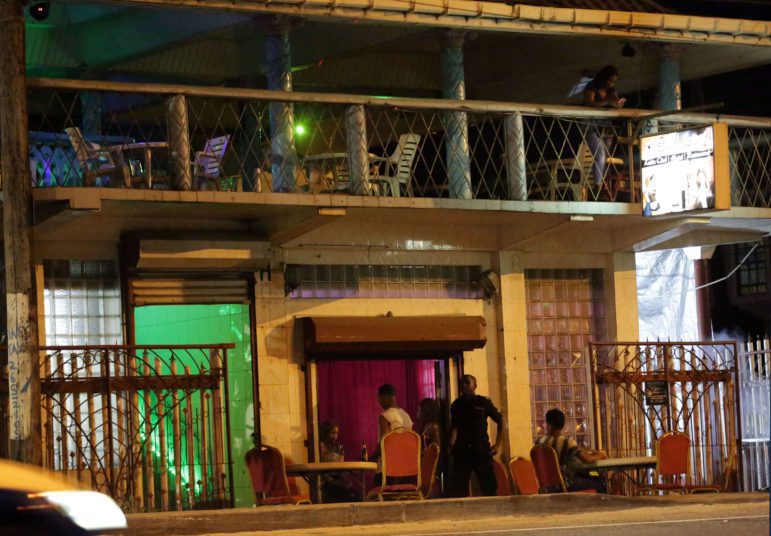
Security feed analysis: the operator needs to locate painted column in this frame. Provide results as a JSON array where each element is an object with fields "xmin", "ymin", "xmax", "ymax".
[
  {"xmin": 80, "ymin": 92, "xmax": 102, "ymax": 138},
  {"xmin": 264, "ymin": 17, "xmax": 297, "ymax": 193},
  {"xmin": 495, "ymin": 251, "xmax": 533, "ymax": 457},
  {"xmin": 441, "ymin": 31, "xmax": 472, "ymax": 199},
  {"xmin": 659, "ymin": 44, "xmax": 682, "ymax": 112},
  {"xmin": 346, "ymin": 105, "xmax": 371, "ymax": 196},
  {"xmin": 504, "ymin": 112, "xmax": 527, "ymax": 201},
  {"xmin": 0, "ymin": 0, "xmax": 41, "ymax": 464},
  {"xmin": 166, "ymin": 94, "xmax": 192, "ymax": 191}
]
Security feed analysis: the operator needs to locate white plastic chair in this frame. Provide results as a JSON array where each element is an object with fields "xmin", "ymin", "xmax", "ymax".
[
  {"xmin": 194, "ymin": 134, "xmax": 241, "ymax": 191},
  {"xmin": 370, "ymin": 134, "xmax": 420, "ymax": 197}
]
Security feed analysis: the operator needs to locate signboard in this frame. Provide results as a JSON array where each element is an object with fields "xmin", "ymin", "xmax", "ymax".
[
  {"xmin": 640, "ymin": 122, "xmax": 730, "ymax": 216},
  {"xmin": 644, "ymin": 380, "xmax": 669, "ymax": 406}
]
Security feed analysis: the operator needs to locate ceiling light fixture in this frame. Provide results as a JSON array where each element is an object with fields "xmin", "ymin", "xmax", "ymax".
[{"xmin": 29, "ymin": 2, "xmax": 51, "ymax": 22}]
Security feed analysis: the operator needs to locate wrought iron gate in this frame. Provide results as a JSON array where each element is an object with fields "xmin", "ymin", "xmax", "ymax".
[
  {"xmin": 40, "ymin": 344, "xmax": 234, "ymax": 512},
  {"xmin": 590, "ymin": 341, "xmax": 740, "ymax": 491}
]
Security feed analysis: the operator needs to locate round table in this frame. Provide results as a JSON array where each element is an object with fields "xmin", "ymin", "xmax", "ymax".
[{"xmin": 285, "ymin": 461, "xmax": 377, "ymax": 503}]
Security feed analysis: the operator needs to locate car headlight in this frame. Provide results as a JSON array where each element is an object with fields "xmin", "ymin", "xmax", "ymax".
[{"xmin": 36, "ymin": 490, "xmax": 127, "ymax": 532}]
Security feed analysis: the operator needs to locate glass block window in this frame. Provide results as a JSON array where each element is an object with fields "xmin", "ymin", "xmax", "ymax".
[
  {"xmin": 736, "ymin": 242, "xmax": 767, "ymax": 296},
  {"xmin": 525, "ymin": 269, "xmax": 606, "ymax": 448},
  {"xmin": 286, "ymin": 264, "xmax": 483, "ymax": 299},
  {"xmin": 44, "ymin": 260, "xmax": 123, "ymax": 346}
]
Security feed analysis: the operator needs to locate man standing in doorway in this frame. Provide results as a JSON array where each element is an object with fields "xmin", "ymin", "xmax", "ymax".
[{"xmin": 449, "ymin": 374, "xmax": 505, "ymax": 496}]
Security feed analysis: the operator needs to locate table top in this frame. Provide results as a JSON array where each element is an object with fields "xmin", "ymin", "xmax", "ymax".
[
  {"xmin": 286, "ymin": 461, "xmax": 377, "ymax": 474},
  {"xmin": 303, "ymin": 152, "xmax": 378, "ymax": 161},
  {"xmin": 576, "ymin": 456, "xmax": 656, "ymax": 470},
  {"xmin": 108, "ymin": 141, "xmax": 168, "ymax": 150}
]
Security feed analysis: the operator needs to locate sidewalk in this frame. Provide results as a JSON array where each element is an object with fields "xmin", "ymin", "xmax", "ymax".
[{"xmin": 126, "ymin": 492, "xmax": 768, "ymax": 535}]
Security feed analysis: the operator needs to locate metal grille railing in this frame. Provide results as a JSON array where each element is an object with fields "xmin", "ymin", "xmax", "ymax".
[
  {"xmin": 16, "ymin": 78, "xmax": 771, "ymax": 207},
  {"xmin": 590, "ymin": 341, "xmax": 739, "ymax": 492},
  {"xmin": 738, "ymin": 337, "xmax": 770, "ymax": 491},
  {"xmin": 40, "ymin": 344, "xmax": 235, "ymax": 513}
]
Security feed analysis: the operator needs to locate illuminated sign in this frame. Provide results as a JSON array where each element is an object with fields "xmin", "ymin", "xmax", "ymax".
[{"xmin": 640, "ymin": 123, "xmax": 730, "ymax": 216}]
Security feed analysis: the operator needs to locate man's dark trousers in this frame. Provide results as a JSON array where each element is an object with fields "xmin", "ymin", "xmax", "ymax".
[{"xmin": 450, "ymin": 444, "xmax": 497, "ymax": 497}]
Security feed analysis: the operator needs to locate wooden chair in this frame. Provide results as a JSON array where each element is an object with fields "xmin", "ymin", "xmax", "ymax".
[
  {"xmin": 64, "ymin": 127, "xmax": 126, "ymax": 187},
  {"xmin": 530, "ymin": 444, "xmax": 597, "ymax": 494},
  {"xmin": 420, "ymin": 442, "xmax": 440, "ymax": 499},
  {"xmin": 194, "ymin": 135, "xmax": 241, "ymax": 191},
  {"xmin": 370, "ymin": 134, "xmax": 420, "ymax": 197},
  {"xmin": 509, "ymin": 457, "xmax": 540, "ymax": 495},
  {"xmin": 367, "ymin": 429, "xmax": 422, "ymax": 501},
  {"xmin": 639, "ymin": 432, "xmax": 690, "ymax": 495},
  {"xmin": 244, "ymin": 444, "xmax": 311, "ymax": 505}
]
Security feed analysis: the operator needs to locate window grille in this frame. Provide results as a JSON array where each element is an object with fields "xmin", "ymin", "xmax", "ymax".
[
  {"xmin": 736, "ymin": 242, "xmax": 767, "ymax": 296},
  {"xmin": 286, "ymin": 264, "xmax": 483, "ymax": 299},
  {"xmin": 43, "ymin": 260, "xmax": 123, "ymax": 346}
]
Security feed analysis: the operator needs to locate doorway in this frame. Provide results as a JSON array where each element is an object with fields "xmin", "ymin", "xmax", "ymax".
[{"xmin": 134, "ymin": 304, "xmax": 254, "ymax": 507}]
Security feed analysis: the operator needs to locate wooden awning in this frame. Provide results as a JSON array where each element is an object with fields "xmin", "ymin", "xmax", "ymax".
[{"xmin": 300, "ymin": 315, "xmax": 487, "ymax": 359}]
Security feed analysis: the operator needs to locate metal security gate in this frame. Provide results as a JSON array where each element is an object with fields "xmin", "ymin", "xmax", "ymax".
[
  {"xmin": 590, "ymin": 341, "xmax": 740, "ymax": 491},
  {"xmin": 738, "ymin": 337, "xmax": 770, "ymax": 491},
  {"xmin": 40, "ymin": 344, "xmax": 234, "ymax": 512}
]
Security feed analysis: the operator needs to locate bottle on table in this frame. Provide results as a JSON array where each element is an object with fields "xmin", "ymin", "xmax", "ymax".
[
  {"xmin": 339, "ymin": 444, "xmax": 345, "ymax": 461},
  {"xmin": 361, "ymin": 441, "xmax": 368, "ymax": 461}
]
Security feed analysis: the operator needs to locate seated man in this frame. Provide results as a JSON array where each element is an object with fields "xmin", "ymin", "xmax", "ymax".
[{"xmin": 535, "ymin": 408, "xmax": 607, "ymax": 493}]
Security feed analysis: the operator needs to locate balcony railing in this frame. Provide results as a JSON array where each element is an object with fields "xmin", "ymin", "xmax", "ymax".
[{"xmin": 20, "ymin": 78, "xmax": 771, "ymax": 208}]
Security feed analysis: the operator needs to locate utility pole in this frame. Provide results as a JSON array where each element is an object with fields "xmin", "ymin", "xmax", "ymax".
[{"xmin": 0, "ymin": 0, "xmax": 41, "ymax": 464}]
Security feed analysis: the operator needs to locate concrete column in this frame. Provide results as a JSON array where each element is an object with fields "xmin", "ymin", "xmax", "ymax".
[
  {"xmin": 659, "ymin": 44, "xmax": 682, "ymax": 112},
  {"xmin": 504, "ymin": 112, "xmax": 527, "ymax": 201},
  {"xmin": 166, "ymin": 94, "xmax": 192, "ymax": 191},
  {"xmin": 80, "ymin": 92, "xmax": 102, "ymax": 138},
  {"xmin": 441, "ymin": 31, "xmax": 472, "ymax": 200},
  {"xmin": 346, "ymin": 105, "xmax": 371, "ymax": 196},
  {"xmin": 0, "ymin": 0, "xmax": 41, "ymax": 464},
  {"xmin": 603, "ymin": 252, "xmax": 639, "ymax": 342},
  {"xmin": 265, "ymin": 17, "xmax": 297, "ymax": 193},
  {"xmin": 495, "ymin": 251, "xmax": 533, "ymax": 457}
]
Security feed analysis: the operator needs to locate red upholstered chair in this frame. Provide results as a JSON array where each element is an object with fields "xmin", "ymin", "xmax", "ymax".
[
  {"xmin": 245, "ymin": 445, "xmax": 311, "ymax": 505},
  {"xmin": 641, "ymin": 432, "xmax": 691, "ymax": 495},
  {"xmin": 420, "ymin": 443, "xmax": 440, "ymax": 499},
  {"xmin": 493, "ymin": 458, "xmax": 512, "ymax": 496},
  {"xmin": 530, "ymin": 444, "xmax": 597, "ymax": 494},
  {"xmin": 368, "ymin": 429, "xmax": 422, "ymax": 501},
  {"xmin": 509, "ymin": 457, "xmax": 540, "ymax": 496}
]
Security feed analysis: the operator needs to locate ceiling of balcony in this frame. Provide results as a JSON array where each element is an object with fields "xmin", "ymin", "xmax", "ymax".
[{"xmin": 24, "ymin": 2, "xmax": 771, "ymax": 106}]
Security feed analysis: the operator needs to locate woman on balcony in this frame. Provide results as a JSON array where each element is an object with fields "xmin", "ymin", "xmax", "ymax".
[{"xmin": 583, "ymin": 65, "xmax": 626, "ymax": 190}]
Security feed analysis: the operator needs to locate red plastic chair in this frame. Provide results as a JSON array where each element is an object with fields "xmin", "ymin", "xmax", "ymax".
[
  {"xmin": 493, "ymin": 458, "xmax": 512, "ymax": 495},
  {"xmin": 641, "ymin": 432, "xmax": 691, "ymax": 495},
  {"xmin": 245, "ymin": 445, "xmax": 311, "ymax": 505},
  {"xmin": 368, "ymin": 429, "xmax": 422, "ymax": 501},
  {"xmin": 530, "ymin": 444, "xmax": 597, "ymax": 494},
  {"xmin": 509, "ymin": 457, "xmax": 540, "ymax": 496},
  {"xmin": 420, "ymin": 443, "xmax": 440, "ymax": 499}
]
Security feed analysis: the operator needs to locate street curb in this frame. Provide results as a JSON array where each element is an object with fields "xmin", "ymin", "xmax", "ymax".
[{"xmin": 125, "ymin": 492, "xmax": 768, "ymax": 535}]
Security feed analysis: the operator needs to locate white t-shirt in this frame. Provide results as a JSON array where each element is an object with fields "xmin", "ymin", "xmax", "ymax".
[{"xmin": 381, "ymin": 406, "xmax": 413, "ymax": 432}]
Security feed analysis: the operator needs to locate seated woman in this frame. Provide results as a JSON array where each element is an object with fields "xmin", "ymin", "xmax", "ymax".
[
  {"xmin": 418, "ymin": 398, "xmax": 441, "ymax": 450},
  {"xmin": 318, "ymin": 420, "xmax": 359, "ymax": 503}
]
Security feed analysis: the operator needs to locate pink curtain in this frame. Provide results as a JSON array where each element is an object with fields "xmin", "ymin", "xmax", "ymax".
[{"xmin": 316, "ymin": 359, "xmax": 436, "ymax": 463}]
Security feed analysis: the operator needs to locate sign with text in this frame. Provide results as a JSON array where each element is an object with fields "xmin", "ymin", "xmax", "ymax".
[
  {"xmin": 640, "ymin": 123, "xmax": 730, "ymax": 216},
  {"xmin": 644, "ymin": 380, "xmax": 669, "ymax": 406}
]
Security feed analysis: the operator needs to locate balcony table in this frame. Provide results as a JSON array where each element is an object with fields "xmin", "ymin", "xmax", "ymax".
[{"xmin": 108, "ymin": 141, "xmax": 169, "ymax": 189}]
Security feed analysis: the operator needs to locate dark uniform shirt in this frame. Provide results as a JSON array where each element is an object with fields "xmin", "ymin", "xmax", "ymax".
[{"xmin": 450, "ymin": 394, "xmax": 503, "ymax": 449}]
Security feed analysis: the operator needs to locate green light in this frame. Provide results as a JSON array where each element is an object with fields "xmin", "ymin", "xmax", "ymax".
[{"xmin": 295, "ymin": 124, "xmax": 306, "ymax": 136}]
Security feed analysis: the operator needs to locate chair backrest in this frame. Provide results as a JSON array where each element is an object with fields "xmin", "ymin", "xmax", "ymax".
[
  {"xmin": 244, "ymin": 444, "xmax": 291, "ymax": 500},
  {"xmin": 65, "ymin": 126, "xmax": 108, "ymax": 165},
  {"xmin": 391, "ymin": 134, "xmax": 420, "ymax": 183},
  {"xmin": 530, "ymin": 444, "xmax": 567, "ymax": 492},
  {"xmin": 493, "ymin": 458, "xmax": 512, "ymax": 496},
  {"xmin": 509, "ymin": 457, "xmax": 540, "ymax": 495},
  {"xmin": 382, "ymin": 429, "xmax": 421, "ymax": 481},
  {"xmin": 420, "ymin": 443, "xmax": 440, "ymax": 498},
  {"xmin": 574, "ymin": 142, "xmax": 595, "ymax": 179},
  {"xmin": 198, "ymin": 135, "xmax": 231, "ymax": 177},
  {"xmin": 657, "ymin": 432, "xmax": 690, "ymax": 479}
]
